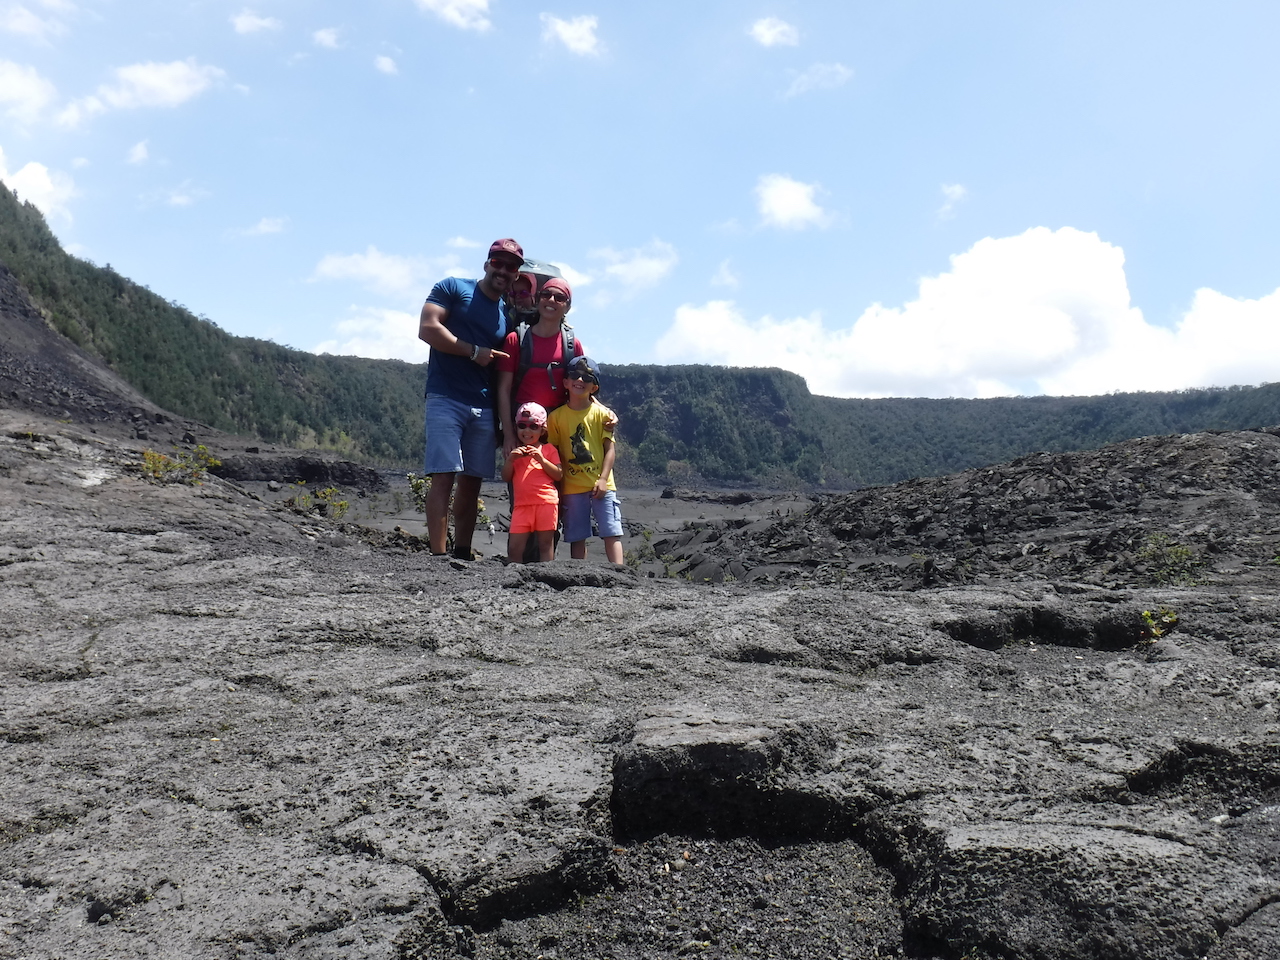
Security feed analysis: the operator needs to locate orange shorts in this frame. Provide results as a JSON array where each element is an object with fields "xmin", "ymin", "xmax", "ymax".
[{"xmin": 509, "ymin": 502, "xmax": 558, "ymax": 534}]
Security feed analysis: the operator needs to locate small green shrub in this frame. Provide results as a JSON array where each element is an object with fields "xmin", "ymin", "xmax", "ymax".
[
  {"xmin": 140, "ymin": 445, "xmax": 221, "ymax": 485},
  {"xmin": 285, "ymin": 481, "xmax": 313, "ymax": 513},
  {"xmin": 624, "ymin": 530, "xmax": 656, "ymax": 569},
  {"xmin": 314, "ymin": 487, "xmax": 349, "ymax": 520},
  {"xmin": 406, "ymin": 472, "xmax": 429, "ymax": 514},
  {"xmin": 1137, "ymin": 534, "xmax": 1202, "ymax": 585},
  {"xmin": 1140, "ymin": 607, "xmax": 1178, "ymax": 641}
]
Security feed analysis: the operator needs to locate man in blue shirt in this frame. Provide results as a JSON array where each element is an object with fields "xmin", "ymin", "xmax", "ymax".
[{"xmin": 417, "ymin": 238, "xmax": 522, "ymax": 558}]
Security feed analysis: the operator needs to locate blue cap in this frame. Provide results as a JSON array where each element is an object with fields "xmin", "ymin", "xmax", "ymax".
[{"xmin": 566, "ymin": 354, "xmax": 600, "ymax": 383}]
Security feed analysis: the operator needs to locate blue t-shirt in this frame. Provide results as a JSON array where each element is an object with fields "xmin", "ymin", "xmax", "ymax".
[{"xmin": 423, "ymin": 277, "xmax": 506, "ymax": 406}]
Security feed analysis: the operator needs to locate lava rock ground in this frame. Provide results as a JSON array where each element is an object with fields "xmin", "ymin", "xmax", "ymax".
[
  {"xmin": 2, "ymin": 406, "xmax": 1279, "ymax": 960},
  {"xmin": 2, "ymin": 262, "xmax": 1278, "ymax": 960}
]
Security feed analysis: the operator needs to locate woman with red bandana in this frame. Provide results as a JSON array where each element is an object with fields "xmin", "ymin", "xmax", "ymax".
[{"xmin": 495, "ymin": 276, "xmax": 586, "ymax": 458}]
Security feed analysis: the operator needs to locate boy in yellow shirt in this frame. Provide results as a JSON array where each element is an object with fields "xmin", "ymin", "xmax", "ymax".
[{"xmin": 547, "ymin": 356, "xmax": 624, "ymax": 563}]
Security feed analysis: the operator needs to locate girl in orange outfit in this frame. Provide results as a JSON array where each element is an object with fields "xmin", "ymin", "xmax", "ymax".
[{"xmin": 500, "ymin": 401, "xmax": 563, "ymax": 563}]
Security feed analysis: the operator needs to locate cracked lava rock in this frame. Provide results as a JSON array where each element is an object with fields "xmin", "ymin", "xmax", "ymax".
[{"xmin": 2, "ymin": 267, "xmax": 1279, "ymax": 958}]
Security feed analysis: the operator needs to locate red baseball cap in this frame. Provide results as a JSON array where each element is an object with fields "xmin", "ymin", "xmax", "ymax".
[{"xmin": 488, "ymin": 238, "xmax": 524, "ymax": 263}]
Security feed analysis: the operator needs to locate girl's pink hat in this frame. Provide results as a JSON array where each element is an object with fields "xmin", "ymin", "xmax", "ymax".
[{"xmin": 514, "ymin": 401, "xmax": 548, "ymax": 427}]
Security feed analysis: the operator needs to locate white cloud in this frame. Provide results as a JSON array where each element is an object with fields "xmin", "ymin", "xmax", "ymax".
[
  {"xmin": 231, "ymin": 9, "xmax": 281, "ymax": 34},
  {"xmin": 749, "ymin": 17, "xmax": 798, "ymax": 47},
  {"xmin": 313, "ymin": 306, "xmax": 431, "ymax": 362},
  {"xmin": 590, "ymin": 240, "xmax": 678, "ymax": 292},
  {"xmin": 98, "ymin": 58, "xmax": 224, "ymax": 108},
  {"xmin": 0, "ymin": 59, "xmax": 56, "ymax": 123},
  {"xmin": 312, "ymin": 27, "xmax": 340, "ymax": 49},
  {"xmin": 446, "ymin": 235, "xmax": 481, "ymax": 249},
  {"xmin": 755, "ymin": 173, "xmax": 829, "ymax": 230},
  {"xmin": 655, "ymin": 226, "xmax": 1280, "ymax": 399},
  {"xmin": 2, "ymin": 2, "xmax": 68, "ymax": 42},
  {"xmin": 711, "ymin": 259, "xmax": 739, "ymax": 288},
  {"xmin": 414, "ymin": 0, "xmax": 490, "ymax": 32},
  {"xmin": 311, "ymin": 246, "xmax": 463, "ymax": 299},
  {"xmin": 784, "ymin": 62, "xmax": 852, "ymax": 98},
  {"xmin": 243, "ymin": 216, "xmax": 286, "ymax": 235},
  {"xmin": 164, "ymin": 182, "xmax": 205, "ymax": 207},
  {"xmin": 540, "ymin": 13, "xmax": 601, "ymax": 56},
  {"xmin": 938, "ymin": 183, "xmax": 967, "ymax": 220},
  {"xmin": 126, "ymin": 140, "xmax": 147, "ymax": 164},
  {"xmin": 374, "ymin": 55, "xmax": 398, "ymax": 75},
  {"xmin": 0, "ymin": 145, "xmax": 75, "ymax": 221},
  {"xmin": 58, "ymin": 58, "xmax": 225, "ymax": 126},
  {"xmin": 550, "ymin": 261, "xmax": 592, "ymax": 289}
]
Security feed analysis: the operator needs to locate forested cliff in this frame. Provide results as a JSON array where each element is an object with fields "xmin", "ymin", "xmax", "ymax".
[{"xmin": 5, "ymin": 182, "xmax": 1280, "ymax": 487}]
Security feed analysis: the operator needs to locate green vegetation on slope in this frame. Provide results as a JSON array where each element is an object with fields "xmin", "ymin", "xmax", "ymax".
[
  {"xmin": 5, "ymin": 182, "xmax": 1280, "ymax": 486},
  {"xmin": 0, "ymin": 183, "xmax": 426, "ymax": 462}
]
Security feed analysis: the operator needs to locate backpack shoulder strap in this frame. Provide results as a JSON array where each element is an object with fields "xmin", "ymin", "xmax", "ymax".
[{"xmin": 516, "ymin": 322, "xmax": 534, "ymax": 379}]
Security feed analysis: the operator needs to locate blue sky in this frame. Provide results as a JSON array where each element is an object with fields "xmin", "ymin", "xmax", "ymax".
[{"xmin": 3, "ymin": 0, "xmax": 1279, "ymax": 398}]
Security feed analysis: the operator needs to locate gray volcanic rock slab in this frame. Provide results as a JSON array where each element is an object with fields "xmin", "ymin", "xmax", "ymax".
[{"xmin": 2, "ymin": 408, "xmax": 1279, "ymax": 959}]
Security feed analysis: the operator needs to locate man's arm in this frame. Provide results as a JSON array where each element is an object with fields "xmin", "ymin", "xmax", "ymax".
[
  {"xmin": 418, "ymin": 301, "xmax": 508, "ymax": 367},
  {"xmin": 496, "ymin": 368, "xmax": 516, "ymax": 456}
]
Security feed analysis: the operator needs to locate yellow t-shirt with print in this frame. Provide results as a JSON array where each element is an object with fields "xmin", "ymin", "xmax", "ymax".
[{"xmin": 547, "ymin": 402, "xmax": 616, "ymax": 495}]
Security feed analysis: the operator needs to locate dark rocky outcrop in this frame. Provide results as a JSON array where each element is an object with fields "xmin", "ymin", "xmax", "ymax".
[
  {"xmin": 211, "ymin": 453, "xmax": 386, "ymax": 489},
  {"xmin": 658, "ymin": 429, "xmax": 1280, "ymax": 591}
]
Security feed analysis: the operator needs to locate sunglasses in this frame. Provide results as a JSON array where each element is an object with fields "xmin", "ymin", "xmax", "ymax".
[
  {"xmin": 566, "ymin": 370, "xmax": 596, "ymax": 382},
  {"xmin": 515, "ymin": 421, "xmax": 541, "ymax": 430},
  {"xmin": 538, "ymin": 291, "xmax": 569, "ymax": 303},
  {"xmin": 490, "ymin": 258, "xmax": 523, "ymax": 272}
]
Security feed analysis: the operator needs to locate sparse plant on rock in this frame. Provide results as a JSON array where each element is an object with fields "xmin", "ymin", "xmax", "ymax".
[
  {"xmin": 282, "ymin": 484, "xmax": 349, "ymax": 520},
  {"xmin": 625, "ymin": 530, "xmax": 656, "ymax": 569},
  {"xmin": 406, "ymin": 472, "xmax": 429, "ymax": 514},
  {"xmin": 1140, "ymin": 607, "xmax": 1178, "ymax": 641},
  {"xmin": 314, "ymin": 487, "xmax": 349, "ymax": 520},
  {"xmin": 1137, "ymin": 533, "xmax": 1202, "ymax": 585},
  {"xmin": 285, "ymin": 481, "xmax": 313, "ymax": 514},
  {"xmin": 140, "ymin": 445, "xmax": 220, "ymax": 485}
]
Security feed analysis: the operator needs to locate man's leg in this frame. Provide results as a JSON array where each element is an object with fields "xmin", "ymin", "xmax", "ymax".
[
  {"xmin": 427, "ymin": 472, "xmax": 455, "ymax": 555},
  {"xmin": 569, "ymin": 540, "xmax": 587, "ymax": 560},
  {"xmin": 453, "ymin": 474, "xmax": 483, "ymax": 558},
  {"xmin": 423, "ymin": 395, "xmax": 467, "ymax": 555}
]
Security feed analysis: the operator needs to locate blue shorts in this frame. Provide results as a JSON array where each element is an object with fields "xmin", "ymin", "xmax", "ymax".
[
  {"xmin": 423, "ymin": 394, "xmax": 496, "ymax": 478},
  {"xmin": 562, "ymin": 491, "xmax": 623, "ymax": 543}
]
